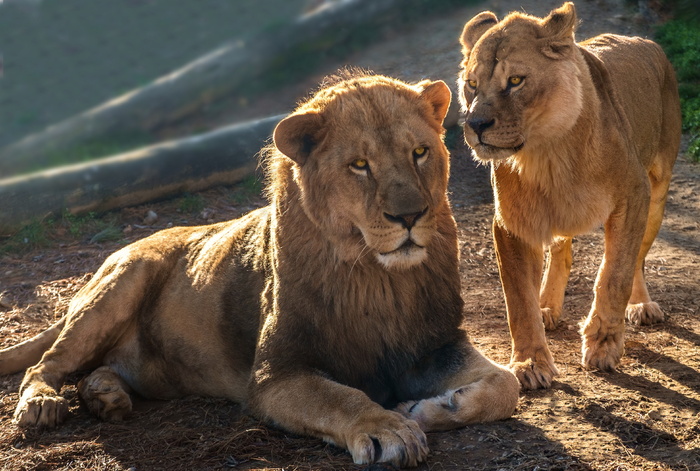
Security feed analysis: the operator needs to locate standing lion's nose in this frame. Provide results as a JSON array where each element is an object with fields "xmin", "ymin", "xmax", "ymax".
[
  {"xmin": 466, "ymin": 116, "xmax": 495, "ymax": 135},
  {"xmin": 384, "ymin": 208, "xmax": 427, "ymax": 230}
]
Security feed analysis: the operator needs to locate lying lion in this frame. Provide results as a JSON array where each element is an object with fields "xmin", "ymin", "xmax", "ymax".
[
  {"xmin": 457, "ymin": 2, "xmax": 681, "ymax": 389},
  {"xmin": 0, "ymin": 72, "xmax": 519, "ymax": 467}
]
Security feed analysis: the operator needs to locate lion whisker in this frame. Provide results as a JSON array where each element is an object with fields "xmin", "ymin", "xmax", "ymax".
[{"xmin": 349, "ymin": 241, "xmax": 371, "ymax": 276}]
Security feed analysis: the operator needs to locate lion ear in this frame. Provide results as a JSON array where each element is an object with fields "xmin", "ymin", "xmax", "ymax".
[
  {"xmin": 460, "ymin": 11, "xmax": 498, "ymax": 56},
  {"xmin": 418, "ymin": 80, "xmax": 452, "ymax": 126},
  {"xmin": 540, "ymin": 2, "xmax": 577, "ymax": 59},
  {"xmin": 273, "ymin": 111, "xmax": 324, "ymax": 166}
]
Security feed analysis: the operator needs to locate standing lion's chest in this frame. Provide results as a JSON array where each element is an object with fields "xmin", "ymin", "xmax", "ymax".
[{"xmin": 492, "ymin": 164, "xmax": 612, "ymax": 245}]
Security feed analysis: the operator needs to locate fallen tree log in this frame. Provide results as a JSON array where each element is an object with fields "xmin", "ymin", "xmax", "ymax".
[
  {"xmin": 0, "ymin": 0, "xmax": 465, "ymax": 177},
  {"xmin": 0, "ymin": 115, "xmax": 283, "ymax": 232}
]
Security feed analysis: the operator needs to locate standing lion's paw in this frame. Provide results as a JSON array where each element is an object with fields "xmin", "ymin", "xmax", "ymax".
[
  {"xmin": 541, "ymin": 307, "xmax": 561, "ymax": 331},
  {"xmin": 509, "ymin": 346, "xmax": 558, "ymax": 390},
  {"xmin": 581, "ymin": 328, "xmax": 624, "ymax": 371},
  {"xmin": 509, "ymin": 356, "xmax": 558, "ymax": 390},
  {"xmin": 346, "ymin": 410, "xmax": 428, "ymax": 468},
  {"xmin": 13, "ymin": 392, "xmax": 69, "ymax": 428},
  {"xmin": 626, "ymin": 302, "xmax": 664, "ymax": 326}
]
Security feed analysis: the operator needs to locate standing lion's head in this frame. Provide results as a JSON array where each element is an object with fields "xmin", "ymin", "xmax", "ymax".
[{"xmin": 458, "ymin": 2, "xmax": 584, "ymax": 162}]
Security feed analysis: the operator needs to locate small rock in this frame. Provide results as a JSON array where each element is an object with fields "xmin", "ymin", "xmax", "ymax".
[
  {"xmin": 143, "ymin": 210, "xmax": 158, "ymax": 225},
  {"xmin": 0, "ymin": 293, "xmax": 12, "ymax": 309},
  {"xmin": 200, "ymin": 208, "xmax": 216, "ymax": 220},
  {"xmin": 122, "ymin": 225, "xmax": 133, "ymax": 235}
]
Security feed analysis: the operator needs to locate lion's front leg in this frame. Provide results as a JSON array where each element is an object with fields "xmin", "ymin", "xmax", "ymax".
[
  {"xmin": 395, "ymin": 346, "xmax": 519, "ymax": 432},
  {"xmin": 249, "ymin": 372, "xmax": 428, "ymax": 467},
  {"xmin": 13, "ymin": 380, "xmax": 69, "ymax": 428},
  {"xmin": 493, "ymin": 220, "xmax": 558, "ymax": 389},
  {"xmin": 581, "ymin": 197, "xmax": 648, "ymax": 371}
]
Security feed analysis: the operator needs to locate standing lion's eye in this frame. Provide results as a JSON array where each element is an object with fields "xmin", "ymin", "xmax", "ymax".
[
  {"xmin": 508, "ymin": 76, "xmax": 524, "ymax": 86},
  {"xmin": 350, "ymin": 158, "xmax": 370, "ymax": 172},
  {"xmin": 467, "ymin": 79, "xmax": 477, "ymax": 90},
  {"xmin": 413, "ymin": 146, "xmax": 429, "ymax": 163}
]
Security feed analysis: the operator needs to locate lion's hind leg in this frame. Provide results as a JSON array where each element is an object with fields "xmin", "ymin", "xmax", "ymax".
[
  {"xmin": 14, "ymin": 252, "xmax": 156, "ymax": 428},
  {"xmin": 540, "ymin": 237, "xmax": 573, "ymax": 330},
  {"xmin": 396, "ymin": 347, "xmax": 519, "ymax": 432},
  {"xmin": 626, "ymin": 162, "xmax": 673, "ymax": 326}
]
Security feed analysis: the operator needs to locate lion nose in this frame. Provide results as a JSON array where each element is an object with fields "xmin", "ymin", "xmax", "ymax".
[
  {"xmin": 384, "ymin": 208, "xmax": 427, "ymax": 230},
  {"xmin": 466, "ymin": 116, "xmax": 495, "ymax": 136}
]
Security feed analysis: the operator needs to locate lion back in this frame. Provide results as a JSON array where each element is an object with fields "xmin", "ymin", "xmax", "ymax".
[{"xmin": 581, "ymin": 34, "xmax": 682, "ymax": 167}]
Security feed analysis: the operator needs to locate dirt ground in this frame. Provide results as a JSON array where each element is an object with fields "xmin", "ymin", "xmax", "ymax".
[{"xmin": 1, "ymin": 0, "xmax": 699, "ymax": 470}]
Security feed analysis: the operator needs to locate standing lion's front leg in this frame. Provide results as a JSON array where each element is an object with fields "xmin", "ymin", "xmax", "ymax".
[
  {"xmin": 493, "ymin": 220, "xmax": 558, "ymax": 389},
  {"xmin": 581, "ymin": 196, "xmax": 648, "ymax": 370}
]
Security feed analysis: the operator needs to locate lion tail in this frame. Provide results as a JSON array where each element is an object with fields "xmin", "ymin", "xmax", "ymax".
[{"xmin": 0, "ymin": 317, "xmax": 65, "ymax": 375}]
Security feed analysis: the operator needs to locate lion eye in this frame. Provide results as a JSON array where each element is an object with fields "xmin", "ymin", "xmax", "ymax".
[
  {"xmin": 467, "ymin": 79, "xmax": 477, "ymax": 90},
  {"xmin": 413, "ymin": 146, "xmax": 429, "ymax": 162},
  {"xmin": 350, "ymin": 158, "xmax": 370, "ymax": 172},
  {"xmin": 508, "ymin": 76, "xmax": 523, "ymax": 86}
]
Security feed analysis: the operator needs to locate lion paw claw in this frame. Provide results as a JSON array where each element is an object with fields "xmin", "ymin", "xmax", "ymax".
[
  {"xmin": 541, "ymin": 307, "xmax": 561, "ymax": 331},
  {"xmin": 347, "ymin": 411, "xmax": 428, "ymax": 467},
  {"xmin": 581, "ymin": 332, "xmax": 624, "ymax": 371},
  {"xmin": 509, "ymin": 356, "xmax": 558, "ymax": 390}
]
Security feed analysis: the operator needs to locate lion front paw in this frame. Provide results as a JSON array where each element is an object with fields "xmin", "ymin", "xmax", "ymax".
[
  {"xmin": 581, "ymin": 324, "xmax": 624, "ymax": 371},
  {"xmin": 626, "ymin": 302, "xmax": 664, "ymax": 326},
  {"xmin": 13, "ymin": 388, "xmax": 69, "ymax": 428},
  {"xmin": 346, "ymin": 410, "xmax": 428, "ymax": 468}
]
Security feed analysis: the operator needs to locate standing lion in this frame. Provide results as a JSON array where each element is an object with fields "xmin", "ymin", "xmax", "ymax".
[
  {"xmin": 0, "ymin": 72, "xmax": 519, "ymax": 467},
  {"xmin": 458, "ymin": 2, "xmax": 681, "ymax": 389}
]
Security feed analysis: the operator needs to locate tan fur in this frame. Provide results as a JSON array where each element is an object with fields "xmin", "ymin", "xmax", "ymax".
[
  {"xmin": 458, "ymin": 2, "xmax": 681, "ymax": 389},
  {"xmin": 0, "ymin": 73, "xmax": 519, "ymax": 468}
]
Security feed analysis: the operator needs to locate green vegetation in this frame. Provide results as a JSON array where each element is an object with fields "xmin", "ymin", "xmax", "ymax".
[
  {"xmin": 0, "ymin": 211, "xmax": 122, "ymax": 255},
  {"xmin": 227, "ymin": 175, "xmax": 263, "ymax": 204},
  {"xmin": 177, "ymin": 193, "xmax": 206, "ymax": 214},
  {"xmin": 1, "ymin": 220, "xmax": 51, "ymax": 253},
  {"xmin": 61, "ymin": 211, "xmax": 123, "ymax": 243},
  {"xmin": 656, "ymin": 19, "xmax": 700, "ymax": 161}
]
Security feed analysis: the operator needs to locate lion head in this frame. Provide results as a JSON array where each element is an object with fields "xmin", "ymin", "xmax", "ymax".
[
  {"xmin": 458, "ymin": 2, "xmax": 584, "ymax": 162},
  {"xmin": 268, "ymin": 72, "xmax": 453, "ymax": 270}
]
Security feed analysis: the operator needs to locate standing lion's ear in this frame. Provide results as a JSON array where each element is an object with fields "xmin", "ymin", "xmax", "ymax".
[
  {"xmin": 418, "ymin": 80, "xmax": 452, "ymax": 126},
  {"xmin": 273, "ymin": 111, "xmax": 323, "ymax": 166},
  {"xmin": 460, "ymin": 11, "xmax": 498, "ymax": 57},
  {"xmin": 540, "ymin": 2, "xmax": 577, "ymax": 59}
]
